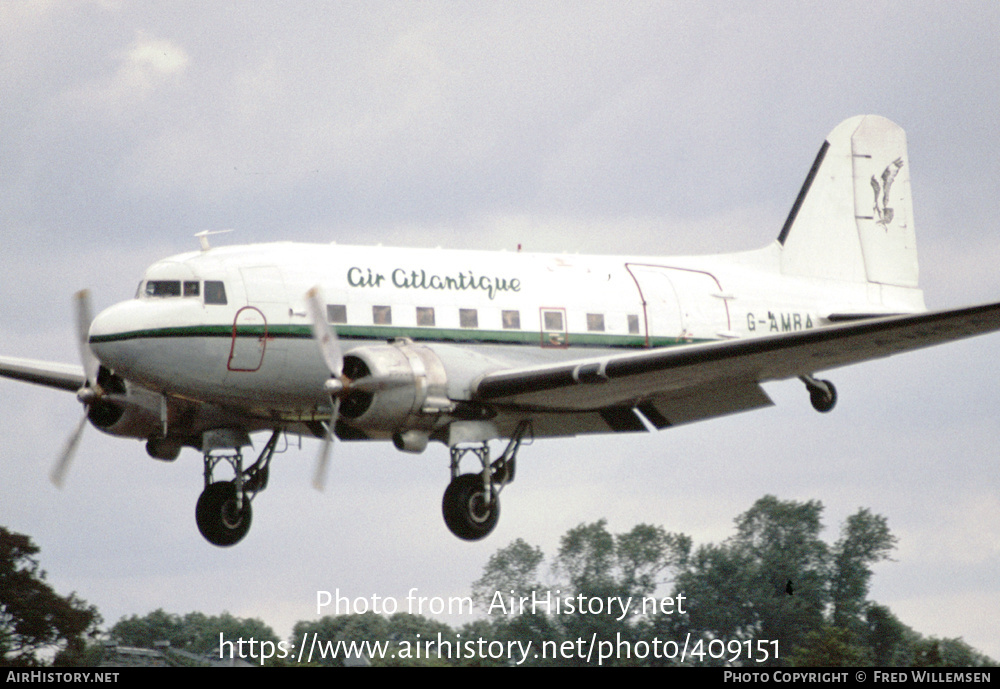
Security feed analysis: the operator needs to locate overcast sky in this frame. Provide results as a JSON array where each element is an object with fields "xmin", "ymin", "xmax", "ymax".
[{"xmin": 2, "ymin": 1, "xmax": 998, "ymax": 662}]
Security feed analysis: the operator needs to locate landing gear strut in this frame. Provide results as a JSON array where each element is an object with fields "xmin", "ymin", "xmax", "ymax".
[
  {"xmin": 801, "ymin": 375, "xmax": 837, "ymax": 413},
  {"xmin": 196, "ymin": 429, "xmax": 281, "ymax": 547},
  {"xmin": 442, "ymin": 421, "xmax": 530, "ymax": 541}
]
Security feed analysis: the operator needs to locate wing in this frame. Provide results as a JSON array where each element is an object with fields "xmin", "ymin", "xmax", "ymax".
[
  {"xmin": 0, "ymin": 356, "xmax": 85, "ymax": 393},
  {"xmin": 472, "ymin": 301, "xmax": 1000, "ymax": 429}
]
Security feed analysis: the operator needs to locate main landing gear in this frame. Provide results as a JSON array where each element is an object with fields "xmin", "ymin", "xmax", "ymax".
[
  {"xmin": 442, "ymin": 421, "xmax": 530, "ymax": 541},
  {"xmin": 196, "ymin": 429, "xmax": 281, "ymax": 547},
  {"xmin": 801, "ymin": 375, "xmax": 837, "ymax": 413}
]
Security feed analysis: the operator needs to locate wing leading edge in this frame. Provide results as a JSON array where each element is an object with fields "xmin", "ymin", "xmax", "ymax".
[
  {"xmin": 472, "ymin": 301, "xmax": 1000, "ymax": 424},
  {"xmin": 0, "ymin": 356, "xmax": 85, "ymax": 393}
]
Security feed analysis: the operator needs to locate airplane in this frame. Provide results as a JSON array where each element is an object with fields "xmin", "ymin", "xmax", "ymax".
[{"xmin": 3, "ymin": 114, "xmax": 1000, "ymax": 548}]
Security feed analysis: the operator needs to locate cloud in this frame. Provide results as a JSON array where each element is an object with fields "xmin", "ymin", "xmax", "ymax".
[
  {"xmin": 122, "ymin": 32, "xmax": 189, "ymax": 84},
  {"xmin": 62, "ymin": 31, "xmax": 190, "ymax": 114}
]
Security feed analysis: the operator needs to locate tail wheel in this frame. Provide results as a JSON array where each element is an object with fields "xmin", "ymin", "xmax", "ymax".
[
  {"xmin": 808, "ymin": 379, "xmax": 837, "ymax": 413},
  {"xmin": 442, "ymin": 473, "xmax": 499, "ymax": 541},
  {"xmin": 196, "ymin": 481, "xmax": 252, "ymax": 547}
]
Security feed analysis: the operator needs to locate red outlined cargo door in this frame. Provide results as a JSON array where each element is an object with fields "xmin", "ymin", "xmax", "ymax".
[
  {"xmin": 626, "ymin": 264, "xmax": 730, "ymax": 345},
  {"xmin": 228, "ymin": 306, "xmax": 267, "ymax": 372}
]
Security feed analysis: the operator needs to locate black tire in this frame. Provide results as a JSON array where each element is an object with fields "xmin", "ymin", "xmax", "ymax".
[
  {"xmin": 196, "ymin": 481, "xmax": 252, "ymax": 547},
  {"xmin": 442, "ymin": 473, "xmax": 499, "ymax": 541},
  {"xmin": 809, "ymin": 379, "xmax": 837, "ymax": 413}
]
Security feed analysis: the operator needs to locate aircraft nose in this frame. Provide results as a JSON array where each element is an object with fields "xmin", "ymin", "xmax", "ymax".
[
  {"xmin": 89, "ymin": 300, "xmax": 129, "ymax": 341},
  {"xmin": 87, "ymin": 299, "xmax": 142, "ymax": 370}
]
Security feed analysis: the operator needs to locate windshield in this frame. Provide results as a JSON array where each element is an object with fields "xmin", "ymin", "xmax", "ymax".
[{"xmin": 141, "ymin": 280, "xmax": 226, "ymax": 304}]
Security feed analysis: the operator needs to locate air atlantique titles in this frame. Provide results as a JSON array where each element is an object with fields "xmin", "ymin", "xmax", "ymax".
[{"xmin": 348, "ymin": 266, "xmax": 521, "ymax": 301}]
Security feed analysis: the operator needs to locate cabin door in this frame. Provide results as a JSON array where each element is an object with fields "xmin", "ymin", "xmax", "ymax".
[{"xmin": 227, "ymin": 266, "xmax": 289, "ymax": 378}]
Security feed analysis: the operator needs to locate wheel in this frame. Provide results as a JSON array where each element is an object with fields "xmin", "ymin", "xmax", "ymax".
[
  {"xmin": 809, "ymin": 379, "xmax": 837, "ymax": 413},
  {"xmin": 196, "ymin": 481, "xmax": 252, "ymax": 547},
  {"xmin": 442, "ymin": 473, "xmax": 499, "ymax": 541}
]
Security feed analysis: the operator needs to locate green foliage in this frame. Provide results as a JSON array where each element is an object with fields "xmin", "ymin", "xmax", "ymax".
[
  {"xmin": 911, "ymin": 637, "xmax": 996, "ymax": 668},
  {"xmin": 671, "ymin": 496, "xmax": 834, "ymax": 660},
  {"xmin": 831, "ymin": 509, "xmax": 897, "ymax": 629},
  {"xmin": 616, "ymin": 523, "xmax": 690, "ymax": 595},
  {"xmin": 0, "ymin": 527, "xmax": 101, "ymax": 667},
  {"xmin": 786, "ymin": 626, "xmax": 874, "ymax": 666},
  {"xmin": 660, "ymin": 496, "xmax": 916, "ymax": 665},
  {"xmin": 292, "ymin": 612, "xmax": 457, "ymax": 667},
  {"xmin": 555, "ymin": 520, "xmax": 690, "ymax": 599},
  {"xmin": 556, "ymin": 520, "xmax": 617, "ymax": 592},
  {"xmin": 472, "ymin": 520, "xmax": 689, "ymax": 666},
  {"xmin": 110, "ymin": 609, "xmax": 278, "ymax": 663},
  {"xmin": 472, "ymin": 497, "xmax": 996, "ymax": 667},
  {"xmin": 472, "ymin": 538, "xmax": 544, "ymax": 608}
]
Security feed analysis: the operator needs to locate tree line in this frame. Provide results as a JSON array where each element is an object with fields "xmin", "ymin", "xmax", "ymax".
[{"xmin": 1, "ymin": 495, "xmax": 995, "ymax": 666}]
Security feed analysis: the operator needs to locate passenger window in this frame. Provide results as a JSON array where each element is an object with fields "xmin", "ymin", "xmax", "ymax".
[
  {"xmin": 587, "ymin": 313, "xmax": 605, "ymax": 332},
  {"xmin": 628, "ymin": 314, "xmax": 640, "ymax": 334},
  {"xmin": 204, "ymin": 281, "xmax": 228, "ymax": 305},
  {"xmin": 540, "ymin": 308, "xmax": 567, "ymax": 347},
  {"xmin": 145, "ymin": 280, "xmax": 181, "ymax": 297},
  {"xmin": 184, "ymin": 281, "xmax": 200, "ymax": 297},
  {"xmin": 502, "ymin": 310, "xmax": 520, "ymax": 329},
  {"xmin": 327, "ymin": 304, "xmax": 347, "ymax": 324},
  {"xmin": 416, "ymin": 307, "xmax": 435, "ymax": 326},
  {"xmin": 459, "ymin": 309, "xmax": 478, "ymax": 328},
  {"xmin": 373, "ymin": 305, "xmax": 392, "ymax": 325},
  {"xmin": 543, "ymin": 310, "xmax": 564, "ymax": 331}
]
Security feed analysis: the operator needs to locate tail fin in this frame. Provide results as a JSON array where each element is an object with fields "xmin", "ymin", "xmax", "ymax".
[{"xmin": 778, "ymin": 116, "xmax": 921, "ymax": 304}]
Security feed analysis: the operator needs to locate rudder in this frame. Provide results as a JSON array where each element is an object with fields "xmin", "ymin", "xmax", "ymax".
[{"xmin": 778, "ymin": 115, "xmax": 919, "ymax": 292}]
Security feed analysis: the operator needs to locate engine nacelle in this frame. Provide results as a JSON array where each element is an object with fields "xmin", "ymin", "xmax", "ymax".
[
  {"xmin": 88, "ymin": 379, "xmax": 163, "ymax": 441},
  {"xmin": 86, "ymin": 368, "xmax": 177, "ymax": 457},
  {"xmin": 340, "ymin": 339, "xmax": 453, "ymax": 436}
]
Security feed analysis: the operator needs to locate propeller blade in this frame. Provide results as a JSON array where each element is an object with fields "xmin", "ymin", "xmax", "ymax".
[
  {"xmin": 305, "ymin": 287, "xmax": 343, "ymax": 378},
  {"xmin": 312, "ymin": 398, "xmax": 340, "ymax": 492},
  {"xmin": 305, "ymin": 288, "xmax": 348, "ymax": 492},
  {"xmin": 55, "ymin": 291, "xmax": 104, "ymax": 488},
  {"xmin": 51, "ymin": 414, "xmax": 88, "ymax": 488},
  {"xmin": 74, "ymin": 290, "xmax": 100, "ymax": 389}
]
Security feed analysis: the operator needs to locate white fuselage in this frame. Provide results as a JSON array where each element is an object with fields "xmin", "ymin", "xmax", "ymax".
[{"xmin": 88, "ymin": 240, "xmax": 924, "ymax": 428}]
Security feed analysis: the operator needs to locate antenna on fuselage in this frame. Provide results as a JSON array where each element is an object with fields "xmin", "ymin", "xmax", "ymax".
[{"xmin": 194, "ymin": 229, "xmax": 234, "ymax": 252}]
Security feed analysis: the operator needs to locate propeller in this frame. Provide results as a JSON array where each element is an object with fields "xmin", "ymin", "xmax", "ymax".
[
  {"xmin": 51, "ymin": 415, "xmax": 87, "ymax": 488},
  {"xmin": 305, "ymin": 287, "xmax": 413, "ymax": 490},
  {"xmin": 305, "ymin": 287, "xmax": 345, "ymax": 491},
  {"xmin": 51, "ymin": 290, "xmax": 102, "ymax": 487}
]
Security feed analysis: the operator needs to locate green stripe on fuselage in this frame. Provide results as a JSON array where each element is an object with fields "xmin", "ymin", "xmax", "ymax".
[{"xmin": 90, "ymin": 323, "xmax": 706, "ymax": 349}]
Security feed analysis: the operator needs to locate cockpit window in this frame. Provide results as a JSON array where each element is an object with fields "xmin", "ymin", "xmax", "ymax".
[
  {"xmin": 204, "ymin": 280, "xmax": 227, "ymax": 305},
  {"xmin": 142, "ymin": 279, "xmax": 224, "ymax": 303},
  {"xmin": 145, "ymin": 280, "xmax": 182, "ymax": 297}
]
